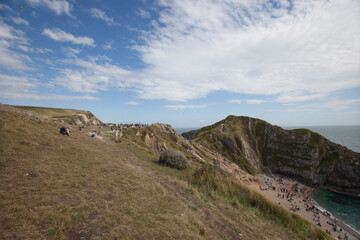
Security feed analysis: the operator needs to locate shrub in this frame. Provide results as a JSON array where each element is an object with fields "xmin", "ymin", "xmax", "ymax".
[{"xmin": 158, "ymin": 149, "xmax": 191, "ymax": 170}]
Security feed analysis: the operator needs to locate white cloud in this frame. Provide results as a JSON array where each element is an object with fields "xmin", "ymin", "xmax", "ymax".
[
  {"xmin": 104, "ymin": 41, "xmax": 113, "ymax": 50},
  {"xmin": 90, "ymin": 8, "xmax": 118, "ymax": 26},
  {"xmin": 275, "ymin": 91, "xmax": 327, "ymax": 103},
  {"xmin": 18, "ymin": 45, "xmax": 33, "ymax": 52},
  {"xmin": 0, "ymin": 74, "xmax": 98, "ymax": 101},
  {"xmin": 125, "ymin": 101, "xmax": 140, "ymax": 105},
  {"xmin": 0, "ymin": 44, "xmax": 33, "ymax": 71},
  {"xmin": 132, "ymin": 0, "xmax": 360, "ymax": 103},
  {"xmin": 62, "ymin": 46, "xmax": 81, "ymax": 56},
  {"xmin": 290, "ymin": 99, "xmax": 360, "ymax": 112},
  {"xmin": 0, "ymin": 4, "xmax": 11, "ymax": 10},
  {"xmin": 52, "ymin": 57, "xmax": 137, "ymax": 93},
  {"xmin": 229, "ymin": 99, "xmax": 242, "ymax": 104},
  {"xmin": 11, "ymin": 17, "xmax": 29, "ymax": 26},
  {"xmin": 246, "ymin": 99, "xmax": 265, "ymax": 104},
  {"xmin": 166, "ymin": 104, "xmax": 207, "ymax": 110},
  {"xmin": 0, "ymin": 74, "xmax": 36, "ymax": 98},
  {"xmin": 26, "ymin": 0, "xmax": 72, "ymax": 16},
  {"xmin": 0, "ymin": 21, "xmax": 27, "ymax": 42},
  {"xmin": 136, "ymin": 9, "xmax": 150, "ymax": 19},
  {"xmin": 37, "ymin": 48, "xmax": 52, "ymax": 55},
  {"xmin": 43, "ymin": 28, "xmax": 95, "ymax": 47},
  {"xmin": 0, "ymin": 21, "xmax": 32, "ymax": 71},
  {"xmin": 38, "ymin": 95, "xmax": 98, "ymax": 101}
]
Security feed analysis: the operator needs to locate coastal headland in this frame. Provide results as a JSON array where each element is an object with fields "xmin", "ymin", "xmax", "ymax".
[{"xmin": 1, "ymin": 104, "xmax": 358, "ymax": 239}]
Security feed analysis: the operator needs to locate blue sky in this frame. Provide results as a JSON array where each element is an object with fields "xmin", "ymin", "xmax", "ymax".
[{"xmin": 0, "ymin": 0, "xmax": 359, "ymax": 128}]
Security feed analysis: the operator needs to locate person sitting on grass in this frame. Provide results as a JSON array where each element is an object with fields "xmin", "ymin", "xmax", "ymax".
[{"xmin": 60, "ymin": 126, "xmax": 70, "ymax": 136}]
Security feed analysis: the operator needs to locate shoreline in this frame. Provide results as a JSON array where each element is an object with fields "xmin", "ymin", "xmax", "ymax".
[
  {"xmin": 245, "ymin": 174, "xmax": 360, "ymax": 240},
  {"xmin": 309, "ymin": 197, "xmax": 360, "ymax": 239}
]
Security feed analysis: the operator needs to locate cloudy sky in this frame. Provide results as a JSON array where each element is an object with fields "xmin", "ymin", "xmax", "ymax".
[{"xmin": 0, "ymin": 0, "xmax": 359, "ymax": 127}]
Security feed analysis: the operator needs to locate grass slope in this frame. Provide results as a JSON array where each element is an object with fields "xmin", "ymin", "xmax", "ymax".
[{"xmin": 0, "ymin": 106, "xmax": 330, "ymax": 239}]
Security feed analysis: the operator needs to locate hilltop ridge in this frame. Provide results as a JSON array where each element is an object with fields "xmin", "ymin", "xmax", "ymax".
[{"xmin": 182, "ymin": 115, "xmax": 360, "ymax": 196}]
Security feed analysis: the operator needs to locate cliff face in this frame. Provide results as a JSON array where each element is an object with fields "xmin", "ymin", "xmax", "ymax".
[{"xmin": 182, "ymin": 115, "xmax": 360, "ymax": 195}]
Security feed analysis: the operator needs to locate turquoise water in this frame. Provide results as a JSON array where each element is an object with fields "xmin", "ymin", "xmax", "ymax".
[{"xmin": 312, "ymin": 190, "xmax": 360, "ymax": 232}]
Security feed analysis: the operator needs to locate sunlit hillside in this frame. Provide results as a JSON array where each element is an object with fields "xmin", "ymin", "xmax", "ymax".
[{"xmin": 0, "ymin": 105, "xmax": 329, "ymax": 240}]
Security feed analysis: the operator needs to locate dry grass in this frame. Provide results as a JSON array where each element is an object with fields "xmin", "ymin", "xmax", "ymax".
[
  {"xmin": 0, "ymin": 105, "xmax": 331, "ymax": 239},
  {"xmin": 189, "ymin": 166, "xmax": 330, "ymax": 240},
  {"xmin": 0, "ymin": 107, "xmax": 220, "ymax": 239}
]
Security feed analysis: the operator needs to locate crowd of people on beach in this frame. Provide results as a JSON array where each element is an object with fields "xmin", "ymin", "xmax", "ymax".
[
  {"xmin": 325, "ymin": 220, "xmax": 349, "ymax": 239},
  {"xmin": 257, "ymin": 176, "xmax": 354, "ymax": 240}
]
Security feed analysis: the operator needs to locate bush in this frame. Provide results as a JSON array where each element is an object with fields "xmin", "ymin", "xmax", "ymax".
[{"xmin": 158, "ymin": 149, "xmax": 191, "ymax": 170}]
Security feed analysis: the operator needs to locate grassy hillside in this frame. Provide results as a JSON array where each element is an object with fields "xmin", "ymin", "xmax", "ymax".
[{"xmin": 0, "ymin": 106, "xmax": 330, "ymax": 239}]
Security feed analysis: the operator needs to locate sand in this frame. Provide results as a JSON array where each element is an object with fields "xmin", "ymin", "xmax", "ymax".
[{"xmin": 244, "ymin": 174, "xmax": 359, "ymax": 240}]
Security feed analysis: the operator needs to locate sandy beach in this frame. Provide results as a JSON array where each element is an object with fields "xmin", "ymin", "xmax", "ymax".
[
  {"xmin": 218, "ymin": 155, "xmax": 359, "ymax": 239},
  {"xmin": 245, "ymin": 174, "xmax": 360, "ymax": 240}
]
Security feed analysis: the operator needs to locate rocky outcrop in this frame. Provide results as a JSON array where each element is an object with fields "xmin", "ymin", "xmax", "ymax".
[
  {"xmin": 182, "ymin": 115, "xmax": 360, "ymax": 195},
  {"xmin": 143, "ymin": 131, "xmax": 168, "ymax": 154},
  {"xmin": 119, "ymin": 123, "xmax": 246, "ymax": 176}
]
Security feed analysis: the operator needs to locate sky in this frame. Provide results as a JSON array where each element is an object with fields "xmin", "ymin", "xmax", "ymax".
[{"xmin": 0, "ymin": 0, "xmax": 359, "ymax": 128}]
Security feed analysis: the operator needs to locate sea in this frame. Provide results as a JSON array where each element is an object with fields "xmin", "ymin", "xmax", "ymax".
[
  {"xmin": 175, "ymin": 128, "xmax": 198, "ymax": 135},
  {"xmin": 175, "ymin": 125, "xmax": 360, "ymax": 232}
]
